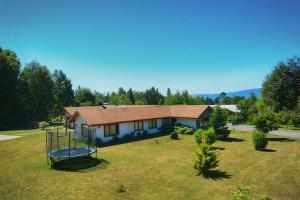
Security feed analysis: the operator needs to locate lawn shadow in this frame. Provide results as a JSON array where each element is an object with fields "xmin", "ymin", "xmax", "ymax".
[
  {"xmin": 51, "ymin": 157, "xmax": 109, "ymax": 172},
  {"xmin": 211, "ymin": 146, "xmax": 225, "ymax": 151},
  {"xmin": 203, "ymin": 170, "xmax": 231, "ymax": 180},
  {"xmin": 268, "ymin": 137, "xmax": 295, "ymax": 142},
  {"xmin": 218, "ymin": 137, "xmax": 244, "ymax": 142},
  {"xmin": 260, "ymin": 149, "xmax": 276, "ymax": 152}
]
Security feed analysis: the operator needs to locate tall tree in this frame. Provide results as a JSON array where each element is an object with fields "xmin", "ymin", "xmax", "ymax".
[
  {"xmin": 0, "ymin": 48, "xmax": 21, "ymax": 127},
  {"xmin": 144, "ymin": 87, "xmax": 164, "ymax": 105},
  {"xmin": 127, "ymin": 88, "xmax": 135, "ymax": 104},
  {"xmin": 52, "ymin": 70, "xmax": 74, "ymax": 116},
  {"xmin": 19, "ymin": 60, "xmax": 54, "ymax": 122},
  {"xmin": 262, "ymin": 57, "xmax": 300, "ymax": 111},
  {"xmin": 74, "ymin": 86, "xmax": 94, "ymax": 106},
  {"xmin": 167, "ymin": 88, "xmax": 172, "ymax": 96}
]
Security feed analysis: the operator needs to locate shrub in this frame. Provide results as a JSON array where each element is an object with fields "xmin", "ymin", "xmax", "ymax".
[
  {"xmin": 193, "ymin": 136, "xmax": 218, "ymax": 175},
  {"xmin": 252, "ymin": 131, "xmax": 268, "ymax": 150},
  {"xmin": 38, "ymin": 121, "xmax": 49, "ymax": 129},
  {"xmin": 136, "ymin": 131, "xmax": 142, "ymax": 137},
  {"xmin": 194, "ymin": 128, "xmax": 216, "ymax": 145},
  {"xmin": 142, "ymin": 130, "xmax": 148, "ymax": 137},
  {"xmin": 95, "ymin": 138, "xmax": 102, "ymax": 147},
  {"xmin": 253, "ymin": 111, "xmax": 279, "ymax": 133},
  {"xmin": 112, "ymin": 135, "xmax": 120, "ymax": 142},
  {"xmin": 123, "ymin": 133, "xmax": 132, "ymax": 140},
  {"xmin": 232, "ymin": 184, "xmax": 272, "ymax": 200},
  {"xmin": 116, "ymin": 184, "xmax": 125, "ymax": 193},
  {"xmin": 174, "ymin": 124, "xmax": 194, "ymax": 135},
  {"xmin": 130, "ymin": 132, "xmax": 135, "ymax": 138},
  {"xmin": 170, "ymin": 132, "xmax": 178, "ymax": 140},
  {"xmin": 209, "ymin": 106, "xmax": 230, "ymax": 139}
]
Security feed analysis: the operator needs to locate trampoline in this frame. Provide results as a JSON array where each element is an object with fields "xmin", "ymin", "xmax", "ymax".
[
  {"xmin": 46, "ymin": 125, "xmax": 97, "ymax": 168},
  {"xmin": 48, "ymin": 147, "xmax": 96, "ymax": 159}
]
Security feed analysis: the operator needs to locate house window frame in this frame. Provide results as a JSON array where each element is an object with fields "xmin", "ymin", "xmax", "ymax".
[
  {"xmin": 134, "ymin": 120, "xmax": 144, "ymax": 131},
  {"xmin": 104, "ymin": 124, "xmax": 119, "ymax": 137},
  {"xmin": 148, "ymin": 119, "xmax": 157, "ymax": 129}
]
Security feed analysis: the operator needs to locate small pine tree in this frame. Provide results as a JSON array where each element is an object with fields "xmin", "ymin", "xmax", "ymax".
[
  {"xmin": 193, "ymin": 136, "xmax": 219, "ymax": 175},
  {"xmin": 209, "ymin": 105, "xmax": 230, "ymax": 139}
]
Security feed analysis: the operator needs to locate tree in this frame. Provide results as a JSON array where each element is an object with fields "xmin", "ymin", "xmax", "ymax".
[
  {"xmin": 262, "ymin": 57, "xmax": 300, "ymax": 111},
  {"xmin": 0, "ymin": 48, "xmax": 21, "ymax": 127},
  {"xmin": 252, "ymin": 131, "xmax": 268, "ymax": 150},
  {"xmin": 167, "ymin": 88, "xmax": 172, "ymax": 96},
  {"xmin": 52, "ymin": 70, "xmax": 74, "ymax": 117},
  {"xmin": 193, "ymin": 136, "xmax": 218, "ymax": 175},
  {"xmin": 74, "ymin": 86, "xmax": 95, "ymax": 106},
  {"xmin": 144, "ymin": 87, "xmax": 164, "ymax": 105},
  {"xmin": 19, "ymin": 60, "xmax": 54, "ymax": 122},
  {"xmin": 253, "ymin": 111, "xmax": 279, "ymax": 133},
  {"xmin": 209, "ymin": 106, "xmax": 230, "ymax": 139},
  {"xmin": 127, "ymin": 88, "xmax": 135, "ymax": 104},
  {"xmin": 194, "ymin": 128, "xmax": 216, "ymax": 145}
]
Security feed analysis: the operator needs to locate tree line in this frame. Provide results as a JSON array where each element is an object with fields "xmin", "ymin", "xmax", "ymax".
[{"xmin": 1, "ymin": 47, "xmax": 299, "ymax": 128}]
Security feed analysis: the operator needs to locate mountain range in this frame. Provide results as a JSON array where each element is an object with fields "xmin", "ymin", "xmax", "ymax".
[{"xmin": 192, "ymin": 88, "xmax": 260, "ymax": 99}]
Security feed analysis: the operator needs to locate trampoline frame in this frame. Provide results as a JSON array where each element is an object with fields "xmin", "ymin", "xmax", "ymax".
[{"xmin": 46, "ymin": 124, "xmax": 97, "ymax": 168}]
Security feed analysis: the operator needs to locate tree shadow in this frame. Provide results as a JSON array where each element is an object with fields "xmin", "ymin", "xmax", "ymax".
[
  {"xmin": 211, "ymin": 146, "xmax": 225, "ymax": 151},
  {"xmin": 268, "ymin": 137, "xmax": 295, "ymax": 142},
  {"xmin": 202, "ymin": 170, "xmax": 232, "ymax": 180},
  {"xmin": 260, "ymin": 149, "xmax": 276, "ymax": 152},
  {"xmin": 218, "ymin": 137, "xmax": 244, "ymax": 142},
  {"xmin": 51, "ymin": 157, "xmax": 109, "ymax": 172}
]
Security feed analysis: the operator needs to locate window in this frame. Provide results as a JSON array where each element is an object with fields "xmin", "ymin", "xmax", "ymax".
[
  {"xmin": 104, "ymin": 124, "xmax": 119, "ymax": 137},
  {"xmin": 134, "ymin": 120, "xmax": 143, "ymax": 131},
  {"xmin": 162, "ymin": 118, "xmax": 169, "ymax": 127},
  {"xmin": 148, "ymin": 119, "xmax": 157, "ymax": 129}
]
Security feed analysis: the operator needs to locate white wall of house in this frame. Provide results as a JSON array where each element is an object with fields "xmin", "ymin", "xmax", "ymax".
[
  {"xmin": 90, "ymin": 119, "xmax": 163, "ymax": 142},
  {"xmin": 176, "ymin": 118, "xmax": 197, "ymax": 129},
  {"xmin": 73, "ymin": 115, "xmax": 87, "ymax": 138},
  {"xmin": 64, "ymin": 113, "xmax": 75, "ymax": 128}
]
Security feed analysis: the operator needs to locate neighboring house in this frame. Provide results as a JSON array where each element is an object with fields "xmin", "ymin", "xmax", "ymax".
[
  {"xmin": 210, "ymin": 105, "xmax": 240, "ymax": 113},
  {"xmin": 67, "ymin": 105, "xmax": 213, "ymax": 143}
]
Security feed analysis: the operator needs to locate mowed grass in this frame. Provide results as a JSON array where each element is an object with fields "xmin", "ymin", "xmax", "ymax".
[
  {"xmin": 0, "ymin": 126, "xmax": 65, "ymax": 136},
  {"xmin": 0, "ymin": 130, "xmax": 300, "ymax": 200}
]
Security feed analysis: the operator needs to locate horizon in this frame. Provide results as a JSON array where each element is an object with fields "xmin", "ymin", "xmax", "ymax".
[{"xmin": 1, "ymin": 0, "xmax": 300, "ymax": 94}]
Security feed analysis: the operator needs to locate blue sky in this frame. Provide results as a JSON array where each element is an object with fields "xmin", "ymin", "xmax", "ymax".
[{"xmin": 1, "ymin": 0, "xmax": 300, "ymax": 94}]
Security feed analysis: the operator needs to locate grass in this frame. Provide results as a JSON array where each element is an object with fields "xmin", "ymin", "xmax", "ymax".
[
  {"xmin": 0, "ymin": 130, "xmax": 300, "ymax": 200},
  {"xmin": 0, "ymin": 126, "xmax": 65, "ymax": 136}
]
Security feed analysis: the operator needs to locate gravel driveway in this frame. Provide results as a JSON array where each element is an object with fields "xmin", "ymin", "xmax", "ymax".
[
  {"xmin": 229, "ymin": 124, "xmax": 300, "ymax": 138},
  {"xmin": 0, "ymin": 135, "xmax": 22, "ymax": 141}
]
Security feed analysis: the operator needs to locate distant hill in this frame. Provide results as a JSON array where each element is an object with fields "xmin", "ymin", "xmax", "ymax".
[{"xmin": 192, "ymin": 88, "xmax": 260, "ymax": 99}]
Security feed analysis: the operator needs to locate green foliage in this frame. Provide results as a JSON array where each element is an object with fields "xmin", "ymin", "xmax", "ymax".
[
  {"xmin": 194, "ymin": 128, "xmax": 216, "ymax": 145},
  {"xmin": 38, "ymin": 121, "xmax": 49, "ymax": 129},
  {"xmin": 253, "ymin": 111, "xmax": 279, "ymax": 133},
  {"xmin": 209, "ymin": 106, "xmax": 230, "ymax": 139},
  {"xmin": 237, "ymin": 94, "xmax": 258, "ymax": 123},
  {"xmin": 252, "ymin": 131, "xmax": 268, "ymax": 150},
  {"xmin": 174, "ymin": 124, "xmax": 194, "ymax": 135},
  {"xmin": 74, "ymin": 86, "xmax": 95, "ymax": 106},
  {"xmin": 142, "ymin": 130, "xmax": 148, "ymax": 137},
  {"xmin": 112, "ymin": 135, "xmax": 120, "ymax": 142},
  {"xmin": 193, "ymin": 136, "xmax": 218, "ymax": 175},
  {"xmin": 144, "ymin": 87, "xmax": 164, "ymax": 104},
  {"xmin": 170, "ymin": 132, "xmax": 178, "ymax": 140},
  {"xmin": 0, "ymin": 48, "xmax": 21, "ymax": 127},
  {"xmin": 95, "ymin": 138, "xmax": 102, "ymax": 147},
  {"xmin": 116, "ymin": 184, "xmax": 125, "ymax": 193},
  {"xmin": 231, "ymin": 185, "xmax": 272, "ymax": 200},
  {"xmin": 262, "ymin": 56, "xmax": 300, "ymax": 111}
]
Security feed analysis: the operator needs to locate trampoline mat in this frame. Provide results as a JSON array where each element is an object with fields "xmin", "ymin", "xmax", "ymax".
[{"xmin": 48, "ymin": 147, "xmax": 96, "ymax": 158}]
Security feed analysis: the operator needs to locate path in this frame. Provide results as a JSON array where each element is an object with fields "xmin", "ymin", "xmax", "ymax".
[
  {"xmin": 229, "ymin": 124, "xmax": 300, "ymax": 138},
  {"xmin": 0, "ymin": 135, "xmax": 22, "ymax": 141}
]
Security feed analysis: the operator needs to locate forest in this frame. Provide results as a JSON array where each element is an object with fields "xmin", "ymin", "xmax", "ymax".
[{"xmin": 1, "ymin": 47, "xmax": 299, "ymax": 128}]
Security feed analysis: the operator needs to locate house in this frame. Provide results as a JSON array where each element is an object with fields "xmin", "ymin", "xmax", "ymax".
[{"xmin": 66, "ymin": 105, "xmax": 213, "ymax": 142}]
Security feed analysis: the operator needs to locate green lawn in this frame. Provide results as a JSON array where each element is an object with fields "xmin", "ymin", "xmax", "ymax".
[
  {"xmin": 0, "ymin": 126, "xmax": 65, "ymax": 136},
  {"xmin": 279, "ymin": 124, "xmax": 300, "ymax": 132},
  {"xmin": 0, "ymin": 130, "xmax": 300, "ymax": 200}
]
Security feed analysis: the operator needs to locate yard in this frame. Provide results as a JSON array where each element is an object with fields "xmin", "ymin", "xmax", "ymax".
[{"xmin": 0, "ymin": 130, "xmax": 299, "ymax": 200}]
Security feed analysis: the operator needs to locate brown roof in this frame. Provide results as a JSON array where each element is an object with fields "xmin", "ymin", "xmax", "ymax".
[{"xmin": 68, "ymin": 105, "xmax": 212, "ymax": 126}]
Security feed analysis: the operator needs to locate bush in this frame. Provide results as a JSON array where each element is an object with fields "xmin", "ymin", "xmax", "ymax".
[
  {"xmin": 116, "ymin": 184, "xmax": 125, "ymax": 193},
  {"xmin": 130, "ymin": 132, "xmax": 135, "ymax": 138},
  {"xmin": 123, "ymin": 133, "xmax": 132, "ymax": 140},
  {"xmin": 38, "ymin": 121, "xmax": 49, "ymax": 129},
  {"xmin": 95, "ymin": 138, "xmax": 102, "ymax": 147},
  {"xmin": 194, "ymin": 128, "xmax": 216, "ymax": 145},
  {"xmin": 252, "ymin": 131, "xmax": 268, "ymax": 150},
  {"xmin": 136, "ymin": 131, "xmax": 142, "ymax": 137},
  {"xmin": 193, "ymin": 136, "xmax": 218, "ymax": 175},
  {"xmin": 253, "ymin": 111, "xmax": 279, "ymax": 133},
  {"xmin": 232, "ymin": 184, "xmax": 272, "ymax": 200},
  {"xmin": 170, "ymin": 132, "xmax": 178, "ymax": 140},
  {"xmin": 142, "ymin": 130, "xmax": 148, "ymax": 137},
  {"xmin": 174, "ymin": 124, "xmax": 194, "ymax": 135},
  {"xmin": 112, "ymin": 135, "xmax": 120, "ymax": 142}
]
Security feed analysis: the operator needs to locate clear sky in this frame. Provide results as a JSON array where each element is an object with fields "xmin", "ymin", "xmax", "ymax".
[{"xmin": 1, "ymin": 0, "xmax": 300, "ymax": 94}]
